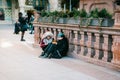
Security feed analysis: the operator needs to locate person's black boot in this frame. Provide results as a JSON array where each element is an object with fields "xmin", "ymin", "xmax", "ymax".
[
  {"xmin": 21, "ymin": 36, "xmax": 25, "ymax": 41},
  {"xmin": 40, "ymin": 52, "xmax": 45, "ymax": 56},
  {"xmin": 21, "ymin": 39, "xmax": 25, "ymax": 41},
  {"xmin": 43, "ymin": 53, "xmax": 49, "ymax": 58}
]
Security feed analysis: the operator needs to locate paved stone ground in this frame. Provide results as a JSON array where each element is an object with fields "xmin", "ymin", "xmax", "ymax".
[{"xmin": 0, "ymin": 24, "xmax": 120, "ymax": 80}]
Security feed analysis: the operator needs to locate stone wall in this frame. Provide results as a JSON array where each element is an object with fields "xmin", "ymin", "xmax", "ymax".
[
  {"xmin": 49, "ymin": 0, "xmax": 61, "ymax": 11},
  {"xmin": 80, "ymin": 0, "xmax": 115, "ymax": 14},
  {"xmin": 33, "ymin": 22, "xmax": 120, "ymax": 70},
  {"xmin": 32, "ymin": 1, "xmax": 120, "ymax": 70}
]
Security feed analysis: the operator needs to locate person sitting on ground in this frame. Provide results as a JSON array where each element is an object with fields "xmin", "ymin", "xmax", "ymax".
[
  {"xmin": 40, "ymin": 32, "xmax": 69, "ymax": 59},
  {"xmin": 40, "ymin": 29, "xmax": 53, "ymax": 56},
  {"xmin": 40, "ymin": 35, "xmax": 53, "ymax": 51}
]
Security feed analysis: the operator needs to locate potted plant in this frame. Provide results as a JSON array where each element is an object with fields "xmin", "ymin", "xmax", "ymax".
[
  {"xmin": 67, "ymin": 9, "xmax": 80, "ymax": 24},
  {"xmin": 98, "ymin": 8, "xmax": 113, "ymax": 27},
  {"xmin": 58, "ymin": 11, "xmax": 68, "ymax": 24},
  {"xmin": 89, "ymin": 8, "xmax": 100, "ymax": 26},
  {"xmin": 40, "ymin": 10, "xmax": 48, "ymax": 23},
  {"xmin": 79, "ymin": 9, "xmax": 88, "ymax": 26}
]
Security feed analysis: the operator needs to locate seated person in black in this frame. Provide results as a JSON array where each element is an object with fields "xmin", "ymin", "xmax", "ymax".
[{"xmin": 40, "ymin": 32, "xmax": 69, "ymax": 59}]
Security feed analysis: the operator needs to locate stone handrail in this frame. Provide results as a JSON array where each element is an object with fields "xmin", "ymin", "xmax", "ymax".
[{"xmin": 33, "ymin": 22, "xmax": 120, "ymax": 70}]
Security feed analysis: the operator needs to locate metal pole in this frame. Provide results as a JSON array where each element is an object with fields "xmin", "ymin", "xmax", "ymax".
[
  {"xmin": 70, "ymin": 0, "xmax": 72, "ymax": 12},
  {"xmin": 64, "ymin": 4, "xmax": 66, "ymax": 13}
]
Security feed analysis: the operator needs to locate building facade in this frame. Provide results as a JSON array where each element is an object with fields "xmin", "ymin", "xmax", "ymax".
[
  {"xmin": 0, "ymin": 0, "xmax": 33, "ymax": 24},
  {"xmin": 0, "ymin": 0, "xmax": 61, "ymax": 24},
  {"xmin": 79, "ymin": 0, "xmax": 120, "ymax": 14}
]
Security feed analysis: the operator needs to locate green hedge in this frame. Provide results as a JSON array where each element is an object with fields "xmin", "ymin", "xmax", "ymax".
[{"xmin": 40, "ymin": 8, "xmax": 112, "ymax": 19}]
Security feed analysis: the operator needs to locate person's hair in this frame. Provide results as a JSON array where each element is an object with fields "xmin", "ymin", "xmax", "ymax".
[{"xmin": 19, "ymin": 12, "xmax": 23, "ymax": 17}]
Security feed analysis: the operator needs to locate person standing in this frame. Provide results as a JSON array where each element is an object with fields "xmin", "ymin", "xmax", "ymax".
[{"xmin": 18, "ymin": 12, "xmax": 28, "ymax": 41}]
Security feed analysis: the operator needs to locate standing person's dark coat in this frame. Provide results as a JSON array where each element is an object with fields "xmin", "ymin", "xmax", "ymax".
[
  {"xmin": 18, "ymin": 12, "xmax": 28, "ymax": 41},
  {"xmin": 18, "ymin": 16, "xmax": 27, "ymax": 32}
]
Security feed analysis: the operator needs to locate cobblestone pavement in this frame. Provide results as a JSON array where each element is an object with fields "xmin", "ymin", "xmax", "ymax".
[{"xmin": 0, "ymin": 25, "xmax": 120, "ymax": 80}]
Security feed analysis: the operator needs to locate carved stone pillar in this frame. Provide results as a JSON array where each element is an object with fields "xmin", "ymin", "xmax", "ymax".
[
  {"xmin": 102, "ymin": 35, "xmax": 109, "ymax": 61},
  {"xmin": 87, "ymin": 32, "xmax": 92, "ymax": 57},
  {"xmin": 114, "ymin": 10, "xmax": 120, "ymax": 28},
  {"xmin": 53, "ymin": 28, "xmax": 57, "ymax": 40},
  {"xmin": 112, "ymin": 35, "xmax": 120, "ymax": 65},
  {"xmin": 18, "ymin": 0, "xmax": 25, "ymax": 15},
  {"xmin": 94, "ymin": 33, "xmax": 100, "ymax": 59},
  {"xmin": 49, "ymin": 0, "xmax": 61, "ymax": 11},
  {"xmin": 80, "ymin": 32, "xmax": 84, "ymax": 55},
  {"xmin": 34, "ymin": 26, "xmax": 40, "ymax": 47},
  {"xmin": 73, "ymin": 31, "xmax": 78, "ymax": 54},
  {"xmin": 112, "ymin": 10, "xmax": 120, "ymax": 65},
  {"xmin": 69, "ymin": 30, "xmax": 72, "ymax": 42}
]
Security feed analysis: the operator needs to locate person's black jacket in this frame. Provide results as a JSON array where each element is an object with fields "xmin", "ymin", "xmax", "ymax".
[
  {"xmin": 18, "ymin": 17, "xmax": 27, "ymax": 25},
  {"xmin": 18, "ymin": 17, "xmax": 28, "ymax": 31},
  {"xmin": 56, "ymin": 37, "xmax": 69, "ymax": 57}
]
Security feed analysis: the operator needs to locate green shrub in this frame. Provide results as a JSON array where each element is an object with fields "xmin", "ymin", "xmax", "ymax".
[
  {"xmin": 41, "ymin": 10, "xmax": 47, "ymax": 17},
  {"xmin": 98, "ymin": 8, "xmax": 112, "ymax": 19},
  {"xmin": 80, "ymin": 9, "xmax": 87, "ymax": 18},
  {"xmin": 89, "ymin": 8, "xmax": 99, "ymax": 18},
  {"xmin": 68, "ymin": 11, "xmax": 74, "ymax": 17},
  {"xmin": 59, "ymin": 11, "xmax": 68, "ymax": 18}
]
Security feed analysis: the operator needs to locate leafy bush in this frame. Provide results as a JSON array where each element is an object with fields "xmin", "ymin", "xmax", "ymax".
[
  {"xmin": 80, "ymin": 9, "xmax": 87, "ymax": 18},
  {"xmin": 89, "ymin": 8, "xmax": 99, "ymax": 18},
  {"xmin": 41, "ymin": 10, "xmax": 47, "ymax": 17},
  {"xmin": 40, "ymin": 8, "xmax": 112, "ymax": 19},
  {"xmin": 59, "ymin": 11, "xmax": 68, "ymax": 18},
  {"xmin": 98, "ymin": 8, "xmax": 112, "ymax": 19}
]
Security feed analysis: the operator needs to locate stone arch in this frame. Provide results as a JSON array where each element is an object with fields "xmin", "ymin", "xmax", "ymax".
[{"xmin": 89, "ymin": 2, "xmax": 108, "ymax": 12}]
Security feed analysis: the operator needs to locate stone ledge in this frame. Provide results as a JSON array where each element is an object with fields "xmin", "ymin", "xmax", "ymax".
[{"xmin": 68, "ymin": 53, "xmax": 120, "ymax": 71}]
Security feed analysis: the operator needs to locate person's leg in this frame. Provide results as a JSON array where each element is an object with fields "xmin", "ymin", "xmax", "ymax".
[
  {"xmin": 21, "ymin": 31, "xmax": 25, "ymax": 41},
  {"xmin": 43, "ymin": 44, "xmax": 57, "ymax": 58},
  {"xmin": 40, "ymin": 46, "xmax": 48, "ymax": 56}
]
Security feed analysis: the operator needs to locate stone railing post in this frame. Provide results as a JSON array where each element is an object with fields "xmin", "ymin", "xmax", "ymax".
[
  {"xmin": 69, "ymin": 30, "xmax": 73, "ymax": 43},
  {"xmin": 53, "ymin": 28, "xmax": 57, "ymax": 40},
  {"xmin": 112, "ymin": 36, "xmax": 120, "ymax": 65},
  {"xmin": 73, "ymin": 31, "xmax": 78, "ymax": 54},
  {"xmin": 94, "ymin": 33, "xmax": 100, "ymax": 59},
  {"xmin": 112, "ymin": 10, "xmax": 120, "ymax": 65},
  {"xmin": 114, "ymin": 10, "xmax": 120, "ymax": 28},
  {"xmin": 87, "ymin": 32, "xmax": 92, "ymax": 57},
  {"xmin": 80, "ymin": 32, "xmax": 84, "ymax": 55},
  {"xmin": 102, "ymin": 34, "xmax": 109, "ymax": 61},
  {"xmin": 34, "ymin": 25, "xmax": 40, "ymax": 47}
]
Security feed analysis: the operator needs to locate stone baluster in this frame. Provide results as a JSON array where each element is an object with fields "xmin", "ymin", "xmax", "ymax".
[
  {"xmin": 33, "ymin": 26, "xmax": 40, "ymax": 47},
  {"xmin": 112, "ymin": 35, "xmax": 120, "ymax": 65},
  {"xmin": 62, "ymin": 29, "xmax": 68, "ymax": 37},
  {"xmin": 86, "ymin": 32, "xmax": 92, "ymax": 57},
  {"xmin": 112, "ymin": 10, "xmax": 120, "ymax": 65},
  {"xmin": 69, "ymin": 30, "xmax": 73, "ymax": 43},
  {"xmin": 40, "ymin": 27, "xmax": 44, "ymax": 38},
  {"xmin": 80, "ymin": 32, "xmax": 84, "ymax": 55},
  {"xmin": 114, "ymin": 10, "xmax": 120, "ymax": 27},
  {"xmin": 53, "ymin": 28, "xmax": 57, "ymax": 40},
  {"xmin": 94, "ymin": 33, "xmax": 100, "ymax": 59},
  {"xmin": 102, "ymin": 34, "xmax": 109, "ymax": 61},
  {"xmin": 73, "ymin": 31, "xmax": 79, "ymax": 54}
]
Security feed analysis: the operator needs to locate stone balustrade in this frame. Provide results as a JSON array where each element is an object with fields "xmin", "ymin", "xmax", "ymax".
[
  {"xmin": 32, "ymin": 10, "xmax": 120, "ymax": 70},
  {"xmin": 33, "ymin": 22, "xmax": 120, "ymax": 70}
]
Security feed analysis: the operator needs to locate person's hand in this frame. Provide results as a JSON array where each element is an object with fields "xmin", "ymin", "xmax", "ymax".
[{"xmin": 52, "ymin": 42, "xmax": 57, "ymax": 44}]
